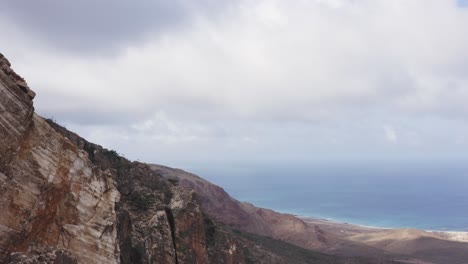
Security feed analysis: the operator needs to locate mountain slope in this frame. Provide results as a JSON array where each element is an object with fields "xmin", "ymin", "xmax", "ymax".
[
  {"xmin": 149, "ymin": 165, "xmax": 393, "ymax": 257},
  {"xmin": 149, "ymin": 164, "xmax": 468, "ymax": 264},
  {"xmin": 0, "ymin": 52, "xmax": 289, "ymax": 264},
  {"xmin": 149, "ymin": 164, "xmax": 331, "ymax": 249},
  {"xmin": 0, "ymin": 52, "xmax": 399, "ymax": 264},
  {"xmin": 3, "ymin": 50, "xmax": 463, "ymax": 264}
]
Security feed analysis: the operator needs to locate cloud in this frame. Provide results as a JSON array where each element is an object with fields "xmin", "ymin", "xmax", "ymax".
[
  {"xmin": 383, "ymin": 125, "xmax": 398, "ymax": 144},
  {"xmin": 4, "ymin": 0, "xmax": 468, "ymax": 122},
  {"xmin": 1, "ymin": 0, "xmax": 468, "ymax": 165},
  {"xmin": 0, "ymin": 0, "xmax": 231, "ymax": 55}
]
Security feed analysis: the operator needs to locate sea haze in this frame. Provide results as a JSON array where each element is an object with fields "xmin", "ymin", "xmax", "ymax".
[{"xmin": 191, "ymin": 161, "xmax": 468, "ymax": 232}]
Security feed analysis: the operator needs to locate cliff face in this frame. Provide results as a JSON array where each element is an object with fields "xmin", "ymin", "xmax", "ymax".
[
  {"xmin": 0, "ymin": 52, "xmax": 404, "ymax": 264},
  {"xmin": 149, "ymin": 165, "xmax": 406, "ymax": 264},
  {"xmin": 0, "ymin": 53, "xmax": 34, "ymax": 172},
  {"xmin": 0, "ymin": 53, "xmax": 121, "ymax": 263},
  {"xmin": 0, "ymin": 53, "xmax": 293, "ymax": 264},
  {"xmin": 149, "ymin": 164, "xmax": 331, "ymax": 251},
  {"xmin": 148, "ymin": 166, "xmax": 468, "ymax": 264}
]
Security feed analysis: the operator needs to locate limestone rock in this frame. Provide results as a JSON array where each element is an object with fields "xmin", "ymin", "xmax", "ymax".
[
  {"xmin": 0, "ymin": 53, "xmax": 34, "ymax": 100},
  {"xmin": 0, "ymin": 113, "xmax": 121, "ymax": 263},
  {"xmin": 0, "ymin": 52, "xmax": 393, "ymax": 264},
  {"xmin": 0, "ymin": 53, "xmax": 119, "ymax": 264}
]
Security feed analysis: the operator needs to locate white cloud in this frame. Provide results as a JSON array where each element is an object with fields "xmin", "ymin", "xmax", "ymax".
[
  {"xmin": 3, "ymin": 0, "xmax": 467, "ymax": 123},
  {"xmin": 1, "ymin": 0, "xmax": 468, "ymax": 164},
  {"xmin": 383, "ymin": 125, "xmax": 398, "ymax": 144}
]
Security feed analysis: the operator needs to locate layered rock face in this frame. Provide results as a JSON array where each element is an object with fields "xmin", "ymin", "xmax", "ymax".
[
  {"xmin": 149, "ymin": 164, "xmax": 330, "ymax": 251},
  {"xmin": 46, "ymin": 121, "xmax": 286, "ymax": 264},
  {"xmin": 0, "ymin": 52, "xmax": 406, "ymax": 264},
  {"xmin": 0, "ymin": 53, "xmax": 294, "ymax": 264},
  {"xmin": 0, "ymin": 53, "xmax": 120, "ymax": 263},
  {"xmin": 149, "ymin": 165, "xmax": 468, "ymax": 264},
  {"xmin": 0, "ymin": 53, "xmax": 34, "ymax": 171}
]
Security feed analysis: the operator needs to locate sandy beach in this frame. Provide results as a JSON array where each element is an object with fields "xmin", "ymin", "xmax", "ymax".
[{"xmin": 300, "ymin": 216, "xmax": 468, "ymax": 243}]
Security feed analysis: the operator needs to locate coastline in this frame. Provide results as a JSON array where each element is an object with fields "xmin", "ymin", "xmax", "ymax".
[
  {"xmin": 298, "ymin": 215, "xmax": 391, "ymax": 230},
  {"xmin": 298, "ymin": 216, "xmax": 468, "ymax": 243}
]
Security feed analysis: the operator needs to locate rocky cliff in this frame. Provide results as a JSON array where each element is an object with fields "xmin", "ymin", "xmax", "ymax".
[
  {"xmin": 2, "ymin": 52, "xmax": 397, "ymax": 264},
  {"xmin": 1, "ymin": 53, "xmax": 121, "ymax": 264},
  {"xmin": 0, "ymin": 52, "xmax": 298, "ymax": 264},
  {"xmin": 149, "ymin": 165, "xmax": 468, "ymax": 264},
  {"xmin": 149, "ymin": 164, "xmax": 332, "ymax": 250}
]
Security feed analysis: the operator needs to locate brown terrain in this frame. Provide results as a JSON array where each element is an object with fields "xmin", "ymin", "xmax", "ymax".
[
  {"xmin": 0, "ymin": 52, "xmax": 292, "ymax": 264},
  {"xmin": 1, "ymin": 51, "xmax": 467, "ymax": 263},
  {"xmin": 150, "ymin": 164, "xmax": 468, "ymax": 264},
  {"xmin": 0, "ymin": 52, "xmax": 400, "ymax": 264}
]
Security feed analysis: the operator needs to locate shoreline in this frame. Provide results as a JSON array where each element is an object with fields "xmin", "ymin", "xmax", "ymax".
[
  {"xmin": 296, "ymin": 214, "xmax": 468, "ymax": 233},
  {"xmin": 298, "ymin": 215, "xmax": 468, "ymax": 243},
  {"xmin": 298, "ymin": 215, "xmax": 391, "ymax": 230}
]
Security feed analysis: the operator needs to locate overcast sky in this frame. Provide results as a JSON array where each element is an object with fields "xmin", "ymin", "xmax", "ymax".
[{"xmin": 2, "ymin": 0, "xmax": 468, "ymax": 170}]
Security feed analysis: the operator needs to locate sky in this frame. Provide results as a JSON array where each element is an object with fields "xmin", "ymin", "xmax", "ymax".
[{"xmin": 1, "ymin": 0, "xmax": 468, "ymax": 170}]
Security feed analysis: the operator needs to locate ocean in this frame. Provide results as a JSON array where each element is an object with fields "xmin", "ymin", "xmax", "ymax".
[{"xmin": 191, "ymin": 161, "xmax": 468, "ymax": 232}]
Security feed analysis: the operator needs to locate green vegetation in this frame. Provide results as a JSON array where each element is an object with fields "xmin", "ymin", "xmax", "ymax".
[
  {"xmin": 168, "ymin": 178, "xmax": 179, "ymax": 186},
  {"xmin": 45, "ymin": 117, "xmax": 57, "ymax": 124},
  {"xmin": 163, "ymin": 188, "xmax": 173, "ymax": 204},
  {"xmin": 102, "ymin": 149, "xmax": 120, "ymax": 161},
  {"xmin": 45, "ymin": 116, "xmax": 67, "ymax": 129},
  {"xmin": 130, "ymin": 193, "xmax": 155, "ymax": 211}
]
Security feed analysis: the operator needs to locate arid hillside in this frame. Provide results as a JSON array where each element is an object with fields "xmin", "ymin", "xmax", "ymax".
[
  {"xmin": 151, "ymin": 164, "xmax": 468, "ymax": 264},
  {"xmin": 0, "ymin": 52, "xmax": 399, "ymax": 264}
]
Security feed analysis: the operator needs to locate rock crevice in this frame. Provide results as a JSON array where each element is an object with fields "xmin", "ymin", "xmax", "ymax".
[{"xmin": 164, "ymin": 207, "xmax": 179, "ymax": 264}]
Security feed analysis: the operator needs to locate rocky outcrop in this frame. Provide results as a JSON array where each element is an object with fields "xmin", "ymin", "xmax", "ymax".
[
  {"xmin": 0, "ymin": 52, "xmax": 401, "ymax": 264},
  {"xmin": 0, "ymin": 53, "xmax": 120, "ymax": 263},
  {"xmin": 149, "ymin": 164, "xmax": 331, "ymax": 250},
  {"xmin": 0, "ymin": 53, "xmax": 35, "ymax": 172},
  {"xmin": 149, "ymin": 164, "xmax": 468, "ymax": 264},
  {"xmin": 0, "ymin": 52, "xmax": 299, "ymax": 264},
  {"xmin": 0, "ymin": 53, "xmax": 35, "ymax": 100},
  {"xmin": 46, "ymin": 121, "xmax": 290, "ymax": 264}
]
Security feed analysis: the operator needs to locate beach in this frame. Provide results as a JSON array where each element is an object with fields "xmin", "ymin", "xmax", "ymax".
[{"xmin": 300, "ymin": 216, "xmax": 468, "ymax": 243}]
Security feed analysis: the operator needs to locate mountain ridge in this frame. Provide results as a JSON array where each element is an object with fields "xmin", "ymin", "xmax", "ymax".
[
  {"xmin": 0, "ymin": 52, "xmax": 397, "ymax": 264},
  {"xmin": 149, "ymin": 163, "xmax": 468, "ymax": 264},
  {"xmin": 2, "ymin": 51, "xmax": 468, "ymax": 264}
]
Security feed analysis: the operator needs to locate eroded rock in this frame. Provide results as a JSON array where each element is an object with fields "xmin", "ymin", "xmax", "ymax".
[
  {"xmin": 0, "ymin": 52, "xmax": 373, "ymax": 264},
  {"xmin": 10, "ymin": 248, "xmax": 77, "ymax": 264}
]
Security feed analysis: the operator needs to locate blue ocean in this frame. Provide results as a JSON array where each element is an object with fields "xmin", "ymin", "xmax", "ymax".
[{"xmin": 191, "ymin": 161, "xmax": 468, "ymax": 232}]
